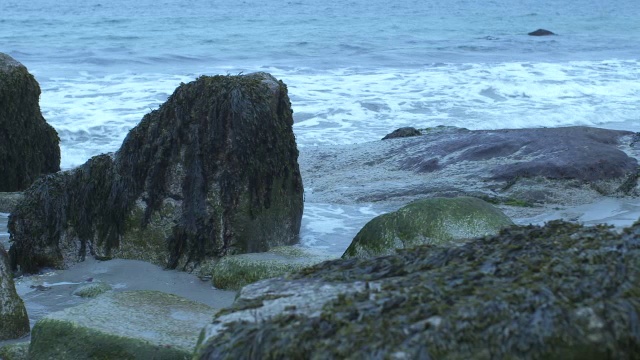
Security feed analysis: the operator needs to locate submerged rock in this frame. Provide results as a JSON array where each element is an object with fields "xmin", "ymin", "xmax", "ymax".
[
  {"xmin": 0, "ymin": 243, "xmax": 29, "ymax": 340},
  {"xmin": 9, "ymin": 72, "xmax": 304, "ymax": 273},
  {"xmin": 29, "ymin": 290, "xmax": 214, "ymax": 359},
  {"xmin": 195, "ymin": 220, "xmax": 640, "ymax": 359},
  {"xmin": 343, "ymin": 197, "xmax": 514, "ymax": 259},
  {"xmin": 0, "ymin": 53, "xmax": 60, "ymax": 192},
  {"xmin": 528, "ymin": 29, "xmax": 555, "ymax": 36}
]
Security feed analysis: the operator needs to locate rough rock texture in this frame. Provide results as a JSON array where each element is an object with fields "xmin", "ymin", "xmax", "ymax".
[
  {"xmin": 72, "ymin": 281, "xmax": 112, "ymax": 298},
  {"xmin": 343, "ymin": 197, "xmax": 514, "ymax": 259},
  {"xmin": 9, "ymin": 72, "xmax": 304, "ymax": 273},
  {"xmin": 0, "ymin": 342, "xmax": 29, "ymax": 360},
  {"xmin": 196, "ymin": 246, "xmax": 335, "ymax": 290},
  {"xmin": 0, "ymin": 192, "xmax": 24, "ymax": 214},
  {"xmin": 29, "ymin": 290, "xmax": 214, "ymax": 359},
  {"xmin": 528, "ymin": 29, "xmax": 555, "ymax": 36},
  {"xmin": 0, "ymin": 243, "xmax": 29, "ymax": 340},
  {"xmin": 300, "ymin": 126, "xmax": 639, "ymax": 217},
  {"xmin": 0, "ymin": 53, "xmax": 60, "ymax": 192},
  {"xmin": 381, "ymin": 127, "xmax": 421, "ymax": 140},
  {"xmin": 195, "ymin": 220, "xmax": 640, "ymax": 359}
]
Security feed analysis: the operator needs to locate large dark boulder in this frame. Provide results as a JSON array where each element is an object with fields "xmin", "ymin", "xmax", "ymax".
[
  {"xmin": 0, "ymin": 53, "xmax": 60, "ymax": 192},
  {"xmin": 0, "ymin": 243, "xmax": 29, "ymax": 340},
  {"xmin": 9, "ymin": 72, "xmax": 304, "ymax": 273},
  {"xmin": 195, "ymin": 220, "xmax": 640, "ymax": 359}
]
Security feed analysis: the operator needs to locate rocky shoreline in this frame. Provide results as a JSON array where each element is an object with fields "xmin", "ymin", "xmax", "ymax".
[{"xmin": 2, "ymin": 53, "xmax": 640, "ymax": 358}]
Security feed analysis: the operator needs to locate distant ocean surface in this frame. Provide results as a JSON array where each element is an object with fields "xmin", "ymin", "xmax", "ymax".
[
  {"xmin": 2, "ymin": 0, "xmax": 639, "ymax": 169},
  {"xmin": 2, "ymin": 0, "xmax": 640, "ymax": 252}
]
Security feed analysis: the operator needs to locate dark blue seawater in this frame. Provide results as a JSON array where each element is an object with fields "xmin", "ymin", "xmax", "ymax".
[{"xmin": 2, "ymin": 0, "xmax": 639, "ymax": 74}]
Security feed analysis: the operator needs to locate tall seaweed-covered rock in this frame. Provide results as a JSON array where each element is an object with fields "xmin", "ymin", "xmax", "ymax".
[
  {"xmin": 0, "ymin": 243, "xmax": 29, "ymax": 340},
  {"xmin": 9, "ymin": 72, "xmax": 303, "ymax": 273},
  {"xmin": 195, "ymin": 221, "xmax": 640, "ymax": 359},
  {"xmin": 343, "ymin": 197, "xmax": 514, "ymax": 259},
  {"xmin": 0, "ymin": 53, "xmax": 60, "ymax": 192}
]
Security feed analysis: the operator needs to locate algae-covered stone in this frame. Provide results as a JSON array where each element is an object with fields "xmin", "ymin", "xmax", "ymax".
[
  {"xmin": 199, "ymin": 246, "xmax": 335, "ymax": 290},
  {"xmin": 0, "ymin": 342, "xmax": 29, "ymax": 360},
  {"xmin": 0, "ymin": 53, "xmax": 60, "ymax": 192},
  {"xmin": 72, "ymin": 281, "xmax": 112, "ymax": 298},
  {"xmin": 0, "ymin": 192, "xmax": 24, "ymax": 214},
  {"xmin": 343, "ymin": 196, "xmax": 513, "ymax": 259},
  {"xmin": 29, "ymin": 290, "xmax": 215, "ymax": 359},
  {"xmin": 195, "ymin": 221, "xmax": 640, "ymax": 359},
  {"xmin": 9, "ymin": 72, "xmax": 303, "ymax": 273},
  {"xmin": 0, "ymin": 243, "xmax": 29, "ymax": 340}
]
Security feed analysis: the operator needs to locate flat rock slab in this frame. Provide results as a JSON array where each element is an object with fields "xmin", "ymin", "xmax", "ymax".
[
  {"xmin": 29, "ymin": 290, "xmax": 215, "ymax": 359},
  {"xmin": 301, "ymin": 126, "xmax": 639, "ymax": 211}
]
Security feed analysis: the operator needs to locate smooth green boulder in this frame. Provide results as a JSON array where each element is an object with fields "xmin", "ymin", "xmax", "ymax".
[
  {"xmin": 0, "ymin": 243, "xmax": 29, "ymax": 340},
  {"xmin": 195, "ymin": 221, "xmax": 640, "ymax": 359},
  {"xmin": 198, "ymin": 246, "xmax": 335, "ymax": 290},
  {"xmin": 29, "ymin": 290, "xmax": 215, "ymax": 360},
  {"xmin": 0, "ymin": 53, "xmax": 60, "ymax": 192},
  {"xmin": 9, "ymin": 72, "xmax": 303, "ymax": 273},
  {"xmin": 343, "ymin": 196, "xmax": 513, "ymax": 258}
]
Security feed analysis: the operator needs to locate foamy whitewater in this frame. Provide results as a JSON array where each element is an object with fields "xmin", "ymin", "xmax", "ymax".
[{"xmin": 1, "ymin": 0, "xmax": 640, "ymax": 253}]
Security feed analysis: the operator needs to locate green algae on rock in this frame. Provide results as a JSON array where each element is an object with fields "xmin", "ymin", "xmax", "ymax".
[
  {"xmin": 198, "ymin": 246, "xmax": 335, "ymax": 290},
  {"xmin": 343, "ymin": 196, "xmax": 514, "ymax": 259},
  {"xmin": 9, "ymin": 72, "xmax": 304, "ymax": 273},
  {"xmin": 29, "ymin": 290, "xmax": 214, "ymax": 360},
  {"xmin": 195, "ymin": 221, "xmax": 640, "ymax": 359},
  {"xmin": 72, "ymin": 281, "xmax": 113, "ymax": 298},
  {"xmin": 0, "ymin": 53, "xmax": 60, "ymax": 192},
  {"xmin": 0, "ymin": 243, "xmax": 29, "ymax": 340},
  {"xmin": 0, "ymin": 342, "xmax": 29, "ymax": 360}
]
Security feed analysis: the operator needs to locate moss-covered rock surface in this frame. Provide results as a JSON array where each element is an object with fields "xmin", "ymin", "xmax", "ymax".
[
  {"xmin": 29, "ymin": 290, "xmax": 214, "ymax": 359},
  {"xmin": 0, "ymin": 53, "xmax": 60, "ymax": 192},
  {"xmin": 0, "ymin": 342, "xmax": 29, "ymax": 360},
  {"xmin": 198, "ymin": 246, "xmax": 335, "ymax": 290},
  {"xmin": 343, "ymin": 196, "xmax": 513, "ymax": 259},
  {"xmin": 9, "ymin": 72, "xmax": 303, "ymax": 273},
  {"xmin": 72, "ymin": 281, "xmax": 112, "ymax": 298},
  {"xmin": 0, "ymin": 243, "xmax": 29, "ymax": 340},
  {"xmin": 195, "ymin": 220, "xmax": 640, "ymax": 359}
]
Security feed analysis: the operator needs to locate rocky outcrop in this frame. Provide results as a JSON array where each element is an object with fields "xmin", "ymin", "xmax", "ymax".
[
  {"xmin": 29, "ymin": 290, "xmax": 214, "ymax": 359},
  {"xmin": 0, "ymin": 243, "xmax": 29, "ymax": 340},
  {"xmin": 195, "ymin": 220, "xmax": 640, "ymax": 359},
  {"xmin": 381, "ymin": 126, "xmax": 421, "ymax": 140},
  {"xmin": 528, "ymin": 29, "xmax": 555, "ymax": 36},
  {"xmin": 300, "ymin": 126, "xmax": 639, "ymax": 218},
  {"xmin": 9, "ymin": 72, "xmax": 304, "ymax": 273},
  {"xmin": 0, "ymin": 53, "xmax": 60, "ymax": 192},
  {"xmin": 343, "ymin": 197, "xmax": 513, "ymax": 259}
]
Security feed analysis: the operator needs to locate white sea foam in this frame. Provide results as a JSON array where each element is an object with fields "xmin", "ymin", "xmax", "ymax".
[
  {"xmin": 35, "ymin": 59, "xmax": 640, "ymax": 169},
  {"xmin": 300, "ymin": 203, "xmax": 393, "ymax": 254}
]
